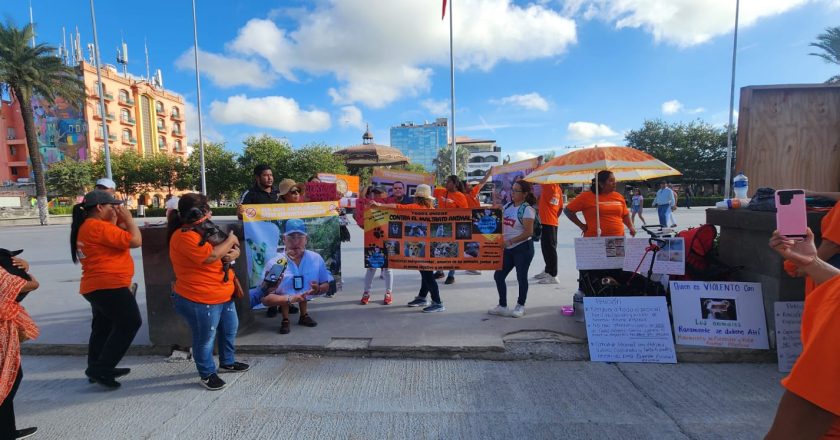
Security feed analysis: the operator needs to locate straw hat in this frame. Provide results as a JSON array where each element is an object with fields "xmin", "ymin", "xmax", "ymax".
[
  {"xmin": 413, "ymin": 184, "xmax": 435, "ymax": 200},
  {"xmin": 277, "ymin": 179, "xmax": 298, "ymax": 196}
]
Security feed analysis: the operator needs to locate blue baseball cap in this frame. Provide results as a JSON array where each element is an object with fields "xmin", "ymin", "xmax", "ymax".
[{"xmin": 284, "ymin": 218, "xmax": 307, "ymax": 236}]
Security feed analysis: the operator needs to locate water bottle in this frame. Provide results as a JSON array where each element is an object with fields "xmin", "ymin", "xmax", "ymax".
[
  {"xmin": 733, "ymin": 172, "xmax": 749, "ymax": 199},
  {"xmin": 715, "ymin": 199, "xmax": 742, "ymax": 209}
]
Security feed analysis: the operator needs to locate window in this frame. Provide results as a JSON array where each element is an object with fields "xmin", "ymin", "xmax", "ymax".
[
  {"xmin": 11, "ymin": 167, "xmax": 17, "ymax": 176},
  {"xmin": 171, "ymin": 106, "xmax": 180, "ymax": 117},
  {"xmin": 97, "ymin": 123, "xmax": 105, "ymax": 138},
  {"xmin": 157, "ymin": 118, "xmax": 165, "ymax": 130},
  {"xmin": 122, "ymin": 129, "xmax": 132, "ymax": 142},
  {"xmin": 121, "ymin": 109, "xmax": 130, "ymax": 121},
  {"xmin": 119, "ymin": 89, "xmax": 129, "ymax": 102},
  {"xmin": 174, "ymin": 140, "xmax": 182, "ymax": 151},
  {"xmin": 155, "ymin": 101, "xmax": 163, "ymax": 112},
  {"xmin": 173, "ymin": 122, "xmax": 181, "ymax": 134},
  {"xmin": 158, "ymin": 136, "xmax": 166, "ymax": 150}
]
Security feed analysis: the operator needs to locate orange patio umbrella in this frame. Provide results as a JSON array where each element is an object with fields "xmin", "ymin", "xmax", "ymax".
[{"xmin": 524, "ymin": 146, "xmax": 681, "ymax": 236}]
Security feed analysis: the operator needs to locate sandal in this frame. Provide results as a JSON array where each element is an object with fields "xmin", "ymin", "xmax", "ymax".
[
  {"xmin": 279, "ymin": 319, "xmax": 290, "ymax": 334},
  {"xmin": 383, "ymin": 291, "xmax": 392, "ymax": 305},
  {"xmin": 360, "ymin": 292, "xmax": 370, "ymax": 305},
  {"xmin": 298, "ymin": 314, "xmax": 318, "ymax": 327}
]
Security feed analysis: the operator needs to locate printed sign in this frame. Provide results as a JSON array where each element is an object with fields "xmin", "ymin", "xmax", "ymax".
[
  {"xmin": 317, "ymin": 173, "xmax": 360, "ymax": 196},
  {"xmin": 670, "ymin": 281, "xmax": 769, "ymax": 350},
  {"xmin": 574, "ymin": 237, "xmax": 626, "ymax": 270},
  {"xmin": 241, "ymin": 202, "xmax": 341, "ymax": 307},
  {"xmin": 363, "ymin": 207, "xmax": 503, "ymax": 270},
  {"xmin": 774, "ymin": 301, "xmax": 803, "ymax": 373},
  {"xmin": 371, "ymin": 169, "xmax": 435, "ymax": 203},
  {"xmin": 583, "ymin": 296, "xmax": 677, "ymax": 364},
  {"xmin": 491, "ymin": 158, "xmax": 542, "ymax": 206},
  {"xmin": 305, "ymin": 182, "xmax": 339, "ymax": 202},
  {"xmin": 623, "ymin": 237, "xmax": 686, "ymax": 275}
]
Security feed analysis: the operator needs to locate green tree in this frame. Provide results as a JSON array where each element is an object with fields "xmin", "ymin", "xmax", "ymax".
[
  {"xmin": 92, "ymin": 149, "xmax": 149, "ymax": 200},
  {"xmin": 237, "ymin": 135, "xmax": 293, "ymax": 187},
  {"xmin": 809, "ymin": 26, "xmax": 840, "ymax": 83},
  {"xmin": 46, "ymin": 159, "xmax": 93, "ymax": 197},
  {"xmin": 288, "ymin": 142, "xmax": 347, "ymax": 182},
  {"xmin": 624, "ymin": 119, "xmax": 735, "ymax": 183},
  {"xmin": 145, "ymin": 153, "xmax": 189, "ymax": 194},
  {"xmin": 432, "ymin": 144, "xmax": 471, "ymax": 183},
  {"xmin": 0, "ymin": 21, "xmax": 85, "ymax": 224},
  {"xmin": 185, "ymin": 142, "xmax": 240, "ymax": 204}
]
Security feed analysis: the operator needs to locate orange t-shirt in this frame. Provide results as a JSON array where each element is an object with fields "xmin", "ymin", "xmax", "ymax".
[
  {"xmin": 821, "ymin": 203, "xmax": 840, "ymax": 246},
  {"xmin": 781, "ymin": 274, "xmax": 840, "ymax": 436},
  {"xmin": 467, "ymin": 186, "xmax": 482, "ymax": 208},
  {"xmin": 77, "ymin": 218, "xmax": 134, "ymax": 294},
  {"xmin": 436, "ymin": 190, "xmax": 469, "ymax": 208},
  {"xmin": 565, "ymin": 191, "xmax": 629, "ymax": 237},
  {"xmin": 169, "ymin": 229, "xmax": 234, "ymax": 304},
  {"xmin": 538, "ymin": 184, "xmax": 563, "ymax": 227}
]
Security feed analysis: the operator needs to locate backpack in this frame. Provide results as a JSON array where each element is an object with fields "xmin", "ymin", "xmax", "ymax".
[
  {"xmin": 672, "ymin": 224, "xmax": 739, "ymax": 281},
  {"xmin": 504, "ymin": 202, "xmax": 542, "ymax": 242}
]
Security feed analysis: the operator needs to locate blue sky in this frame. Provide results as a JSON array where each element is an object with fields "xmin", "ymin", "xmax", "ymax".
[{"xmin": 5, "ymin": 0, "xmax": 839, "ymax": 162}]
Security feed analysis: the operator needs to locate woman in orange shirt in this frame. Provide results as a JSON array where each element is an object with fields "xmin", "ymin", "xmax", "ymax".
[
  {"xmin": 70, "ymin": 190, "xmax": 142, "ymax": 389},
  {"xmin": 435, "ymin": 175, "xmax": 469, "ymax": 284},
  {"xmin": 168, "ymin": 193, "xmax": 248, "ymax": 391}
]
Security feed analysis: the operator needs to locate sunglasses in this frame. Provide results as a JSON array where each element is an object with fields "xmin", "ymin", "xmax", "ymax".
[{"xmin": 288, "ymin": 190, "xmax": 300, "ymax": 195}]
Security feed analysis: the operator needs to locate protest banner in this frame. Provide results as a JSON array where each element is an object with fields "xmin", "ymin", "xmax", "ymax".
[
  {"xmin": 371, "ymin": 169, "xmax": 435, "ymax": 202},
  {"xmin": 491, "ymin": 158, "xmax": 542, "ymax": 206},
  {"xmin": 574, "ymin": 237, "xmax": 626, "ymax": 270},
  {"xmin": 774, "ymin": 301, "xmax": 803, "ymax": 373},
  {"xmin": 363, "ymin": 207, "xmax": 503, "ymax": 270},
  {"xmin": 623, "ymin": 237, "xmax": 685, "ymax": 275},
  {"xmin": 241, "ymin": 202, "xmax": 341, "ymax": 306},
  {"xmin": 305, "ymin": 181, "xmax": 338, "ymax": 202},
  {"xmin": 317, "ymin": 173, "xmax": 360, "ymax": 196},
  {"xmin": 670, "ymin": 281, "xmax": 769, "ymax": 349},
  {"xmin": 583, "ymin": 296, "xmax": 677, "ymax": 364}
]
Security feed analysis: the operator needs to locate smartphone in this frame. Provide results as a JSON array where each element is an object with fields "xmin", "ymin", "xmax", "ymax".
[{"xmin": 775, "ymin": 189, "xmax": 807, "ymax": 238}]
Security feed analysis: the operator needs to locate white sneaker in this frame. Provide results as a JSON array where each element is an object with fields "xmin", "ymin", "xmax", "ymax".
[
  {"xmin": 532, "ymin": 271, "xmax": 550, "ymax": 280},
  {"xmin": 538, "ymin": 276, "xmax": 560, "ymax": 284},
  {"xmin": 487, "ymin": 305, "xmax": 510, "ymax": 316},
  {"xmin": 511, "ymin": 304, "xmax": 526, "ymax": 318}
]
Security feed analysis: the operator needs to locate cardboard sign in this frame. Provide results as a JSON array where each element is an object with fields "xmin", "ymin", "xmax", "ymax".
[
  {"xmin": 316, "ymin": 173, "xmax": 360, "ymax": 196},
  {"xmin": 305, "ymin": 182, "xmax": 338, "ymax": 202},
  {"xmin": 574, "ymin": 237, "xmax": 626, "ymax": 270},
  {"xmin": 623, "ymin": 237, "xmax": 685, "ymax": 275},
  {"xmin": 774, "ymin": 301, "xmax": 803, "ymax": 373},
  {"xmin": 670, "ymin": 281, "xmax": 769, "ymax": 350},
  {"xmin": 491, "ymin": 158, "xmax": 542, "ymax": 206},
  {"xmin": 363, "ymin": 207, "xmax": 503, "ymax": 270},
  {"xmin": 583, "ymin": 296, "xmax": 677, "ymax": 364}
]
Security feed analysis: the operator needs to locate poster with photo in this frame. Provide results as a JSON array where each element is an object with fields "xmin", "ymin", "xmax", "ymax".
[
  {"xmin": 363, "ymin": 207, "xmax": 503, "ymax": 270},
  {"xmin": 316, "ymin": 173, "xmax": 359, "ymax": 196},
  {"xmin": 491, "ymin": 158, "xmax": 542, "ymax": 206},
  {"xmin": 584, "ymin": 296, "xmax": 677, "ymax": 364},
  {"xmin": 623, "ymin": 237, "xmax": 686, "ymax": 275},
  {"xmin": 574, "ymin": 237, "xmax": 626, "ymax": 270},
  {"xmin": 371, "ymin": 168, "xmax": 435, "ymax": 203},
  {"xmin": 670, "ymin": 281, "xmax": 769, "ymax": 349}
]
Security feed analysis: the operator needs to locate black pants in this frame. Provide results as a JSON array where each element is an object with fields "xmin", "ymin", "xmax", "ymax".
[
  {"xmin": 540, "ymin": 225, "xmax": 558, "ymax": 277},
  {"xmin": 0, "ymin": 366, "xmax": 22, "ymax": 437},
  {"xmin": 417, "ymin": 271, "xmax": 441, "ymax": 304},
  {"xmin": 83, "ymin": 287, "xmax": 142, "ymax": 376},
  {"xmin": 494, "ymin": 240, "xmax": 535, "ymax": 307}
]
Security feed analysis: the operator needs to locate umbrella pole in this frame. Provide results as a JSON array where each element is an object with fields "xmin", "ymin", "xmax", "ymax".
[{"xmin": 595, "ymin": 171, "xmax": 601, "ymax": 237}]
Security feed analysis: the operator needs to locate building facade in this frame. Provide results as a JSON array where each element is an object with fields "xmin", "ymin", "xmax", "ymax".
[
  {"xmin": 389, "ymin": 118, "xmax": 448, "ymax": 171},
  {"xmin": 462, "ymin": 138, "xmax": 501, "ymax": 184}
]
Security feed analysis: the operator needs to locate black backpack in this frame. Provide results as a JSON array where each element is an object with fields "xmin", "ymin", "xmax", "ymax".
[{"xmin": 504, "ymin": 202, "xmax": 542, "ymax": 242}]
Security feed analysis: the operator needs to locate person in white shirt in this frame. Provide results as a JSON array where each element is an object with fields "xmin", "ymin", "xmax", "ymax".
[{"xmin": 489, "ymin": 181, "xmax": 536, "ymax": 318}]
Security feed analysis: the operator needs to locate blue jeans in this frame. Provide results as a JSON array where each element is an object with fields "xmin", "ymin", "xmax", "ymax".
[
  {"xmin": 494, "ymin": 240, "xmax": 535, "ymax": 307},
  {"xmin": 172, "ymin": 293, "xmax": 238, "ymax": 378},
  {"xmin": 656, "ymin": 204, "xmax": 670, "ymax": 227}
]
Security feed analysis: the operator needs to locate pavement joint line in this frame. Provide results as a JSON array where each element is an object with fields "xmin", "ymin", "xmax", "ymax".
[{"xmin": 615, "ymin": 363, "xmax": 696, "ymax": 440}]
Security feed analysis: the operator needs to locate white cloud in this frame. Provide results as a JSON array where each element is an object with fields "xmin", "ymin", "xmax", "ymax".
[
  {"xmin": 174, "ymin": 47, "xmax": 276, "ymax": 89},
  {"xmin": 572, "ymin": 0, "xmax": 812, "ymax": 47},
  {"xmin": 510, "ymin": 151, "xmax": 538, "ymax": 162},
  {"xmin": 567, "ymin": 121, "xmax": 618, "ymax": 141},
  {"xmin": 211, "ymin": 0, "xmax": 576, "ymax": 108},
  {"xmin": 209, "ymin": 95, "xmax": 331, "ymax": 132},
  {"xmin": 339, "ymin": 106, "xmax": 364, "ymax": 129},
  {"xmin": 421, "ymin": 99, "xmax": 450, "ymax": 116},
  {"xmin": 662, "ymin": 99, "xmax": 683, "ymax": 115},
  {"xmin": 183, "ymin": 101, "xmax": 225, "ymax": 144},
  {"xmin": 491, "ymin": 93, "xmax": 550, "ymax": 111}
]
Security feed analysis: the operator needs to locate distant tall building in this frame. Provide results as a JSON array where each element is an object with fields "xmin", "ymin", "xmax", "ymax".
[
  {"xmin": 461, "ymin": 137, "xmax": 501, "ymax": 185},
  {"xmin": 389, "ymin": 118, "xmax": 448, "ymax": 171}
]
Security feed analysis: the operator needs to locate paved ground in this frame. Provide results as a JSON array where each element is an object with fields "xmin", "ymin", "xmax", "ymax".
[{"xmin": 15, "ymin": 355, "xmax": 782, "ymax": 440}]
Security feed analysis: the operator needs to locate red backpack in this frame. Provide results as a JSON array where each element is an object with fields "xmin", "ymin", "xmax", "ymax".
[{"xmin": 674, "ymin": 224, "xmax": 718, "ymax": 280}]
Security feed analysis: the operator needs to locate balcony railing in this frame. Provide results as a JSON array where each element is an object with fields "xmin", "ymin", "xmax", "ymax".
[
  {"xmin": 104, "ymin": 92, "xmax": 114, "ymax": 101},
  {"xmin": 108, "ymin": 134, "xmax": 117, "ymax": 142},
  {"xmin": 157, "ymin": 108, "xmax": 167, "ymax": 116},
  {"xmin": 171, "ymin": 129, "xmax": 183, "ymax": 137},
  {"xmin": 120, "ymin": 117, "xmax": 136, "ymax": 126},
  {"xmin": 170, "ymin": 112, "xmax": 182, "ymax": 121},
  {"xmin": 125, "ymin": 137, "xmax": 137, "ymax": 145},
  {"xmin": 158, "ymin": 142, "xmax": 166, "ymax": 150},
  {"xmin": 118, "ymin": 97, "xmax": 135, "ymax": 106}
]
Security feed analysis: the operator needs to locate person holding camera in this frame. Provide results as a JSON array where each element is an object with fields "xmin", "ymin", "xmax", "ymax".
[
  {"xmin": 0, "ymin": 253, "xmax": 39, "ymax": 439},
  {"xmin": 168, "ymin": 193, "xmax": 248, "ymax": 391},
  {"xmin": 70, "ymin": 190, "xmax": 142, "ymax": 389}
]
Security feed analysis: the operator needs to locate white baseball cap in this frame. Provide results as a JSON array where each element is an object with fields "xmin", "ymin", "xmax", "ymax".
[{"xmin": 95, "ymin": 178, "xmax": 116, "ymax": 190}]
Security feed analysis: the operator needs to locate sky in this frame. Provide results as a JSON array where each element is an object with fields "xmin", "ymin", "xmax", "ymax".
[{"xmin": 4, "ymin": 0, "xmax": 839, "ymax": 163}]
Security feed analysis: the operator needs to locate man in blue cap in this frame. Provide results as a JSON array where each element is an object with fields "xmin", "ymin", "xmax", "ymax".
[{"xmin": 259, "ymin": 219, "xmax": 332, "ymax": 334}]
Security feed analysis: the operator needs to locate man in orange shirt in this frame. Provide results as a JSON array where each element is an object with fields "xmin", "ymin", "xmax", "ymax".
[
  {"xmin": 534, "ymin": 183, "xmax": 563, "ymax": 284},
  {"xmin": 767, "ymin": 228, "xmax": 840, "ymax": 439},
  {"xmin": 435, "ymin": 175, "xmax": 469, "ymax": 284}
]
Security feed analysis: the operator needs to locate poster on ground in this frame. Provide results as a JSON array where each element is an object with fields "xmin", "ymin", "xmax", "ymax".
[
  {"xmin": 371, "ymin": 169, "xmax": 435, "ymax": 202},
  {"xmin": 491, "ymin": 158, "xmax": 542, "ymax": 206},
  {"xmin": 241, "ymin": 202, "xmax": 341, "ymax": 306},
  {"xmin": 574, "ymin": 237, "xmax": 626, "ymax": 270},
  {"xmin": 623, "ymin": 237, "xmax": 685, "ymax": 275},
  {"xmin": 774, "ymin": 302, "xmax": 803, "ymax": 373},
  {"xmin": 363, "ymin": 207, "xmax": 503, "ymax": 271},
  {"xmin": 670, "ymin": 281, "xmax": 769, "ymax": 349},
  {"xmin": 583, "ymin": 296, "xmax": 677, "ymax": 364},
  {"xmin": 317, "ymin": 173, "xmax": 360, "ymax": 196}
]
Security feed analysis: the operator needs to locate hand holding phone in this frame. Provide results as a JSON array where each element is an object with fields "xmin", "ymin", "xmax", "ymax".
[{"xmin": 775, "ymin": 189, "xmax": 807, "ymax": 238}]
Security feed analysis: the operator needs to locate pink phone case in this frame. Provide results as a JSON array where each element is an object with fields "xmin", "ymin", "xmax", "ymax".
[{"xmin": 775, "ymin": 189, "xmax": 807, "ymax": 237}]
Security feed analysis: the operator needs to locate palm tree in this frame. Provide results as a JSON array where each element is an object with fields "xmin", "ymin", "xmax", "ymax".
[
  {"xmin": 0, "ymin": 21, "xmax": 84, "ymax": 225},
  {"xmin": 809, "ymin": 26, "xmax": 840, "ymax": 84}
]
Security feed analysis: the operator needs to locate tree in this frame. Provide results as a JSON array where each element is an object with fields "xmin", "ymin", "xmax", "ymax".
[
  {"xmin": 809, "ymin": 26, "xmax": 840, "ymax": 84},
  {"xmin": 91, "ymin": 149, "xmax": 150, "ymax": 200},
  {"xmin": 185, "ymin": 142, "xmax": 240, "ymax": 204},
  {"xmin": 0, "ymin": 21, "xmax": 85, "ymax": 224},
  {"xmin": 46, "ymin": 159, "xmax": 93, "ymax": 197},
  {"xmin": 237, "ymin": 135, "xmax": 293, "ymax": 187},
  {"xmin": 288, "ymin": 142, "xmax": 348, "ymax": 182},
  {"xmin": 145, "ymin": 153, "xmax": 189, "ymax": 194},
  {"xmin": 624, "ymin": 119, "xmax": 734, "ymax": 183},
  {"xmin": 432, "ymin": 144, "xmax": 471, "ymax": 183}
]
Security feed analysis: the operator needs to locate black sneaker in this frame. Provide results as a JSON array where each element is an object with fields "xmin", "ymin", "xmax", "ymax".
[
  {"xmin": 298, "ymin": 314, "xmax": 318, "ymax": 327},
  {"xmin": 266, "ymin": 306, "xmax": 278, "ymax": 318},
  {"xmin": 87, "ymin": 373, "xmax": 121, "ymax": 389},
  {"xmin": 219, "ymin": 362, "xmax": 250, "ymax": 373},
  {"xmin": 89, "ymin": 367, "xmax": 130, "ymax": 383},
  {"xmin": 200, "ymin": 373, "xmax": 227, "ymax": 390},
  {"xmin": 279, "ymin": 319, "xmax": 291, "ymax": 334},
  {"xmin": 444, "ymin": 276, "xmax": 455, "ymax": 285},
  {"xmin": 15, "ymin": 427, "xmax": 37, "ymax": 439}
]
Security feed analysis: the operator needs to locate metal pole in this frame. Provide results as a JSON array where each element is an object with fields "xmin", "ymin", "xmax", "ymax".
[
  {"xmin": 192, "ymin": 0, "xmax": 207, "ymax": 195},
  {"xmin": 89, "ymin": 0, "xmax": 112, "ymax": 179},
  {"xmin": 29, "ymin": 0, "xmax": 35, "ymax": 47},
  {"xmin": 724, "ymin": 0, "xmax": 739, "ymax": 199},
  {"xmin": 448, "ymin": 0, "xmax": 456, "ymax": 177}
]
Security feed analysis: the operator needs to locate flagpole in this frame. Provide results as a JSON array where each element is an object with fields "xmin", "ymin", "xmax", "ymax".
[
  {"xmin": 192, "ymin": 0, "xmax": 207, "ymax": 195},
  {"xmin": 724, "ymin": 0, "xmax": 739, "ymax": 199},
  {"xmin": 89, "ymin": 0, "xmax": 112, "ymax": 179},
  {"xmin": 448, "ymin": 0, "xmax": 457, "ymax": 177}
]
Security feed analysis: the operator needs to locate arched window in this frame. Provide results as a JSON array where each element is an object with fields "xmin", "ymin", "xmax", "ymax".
[
  {"xmin": 158, "ymin": 135, "xmax": 166, "ymax": 150},
  {"xmin": 174, "ymin": 139, "xmax": 182, "ymax": 152},
  {"xmin": 171, "ymin": 106, "xmax": 180, "ymax": 117},
  {"xmin": 157, "ymin": 118, "xmax": 165, "ymax": 130},
  {"xmin": 119, "ymin": 89, "xmax": 129, "ymax": 102},
  {"xmin": 122, "ymin": 129, "xmax": 131, "ymax": 142},
  {"xmin": 155, "ymin": 101, "xmax": 163, "ymax": 112},
  {"xmin": 120, "ymin": 108, "xmax": 130, "ymax": 121},
  {"xmin": 173, "ymin": 122, "xmax": 181, "ymax": 134},
  {"xmin": 97, "ymin": 123, "xmax": 104, "ymax": 138},
  {"xmin": 485, "ymin": 155, "xmax": 499, "ymax": 163}
]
